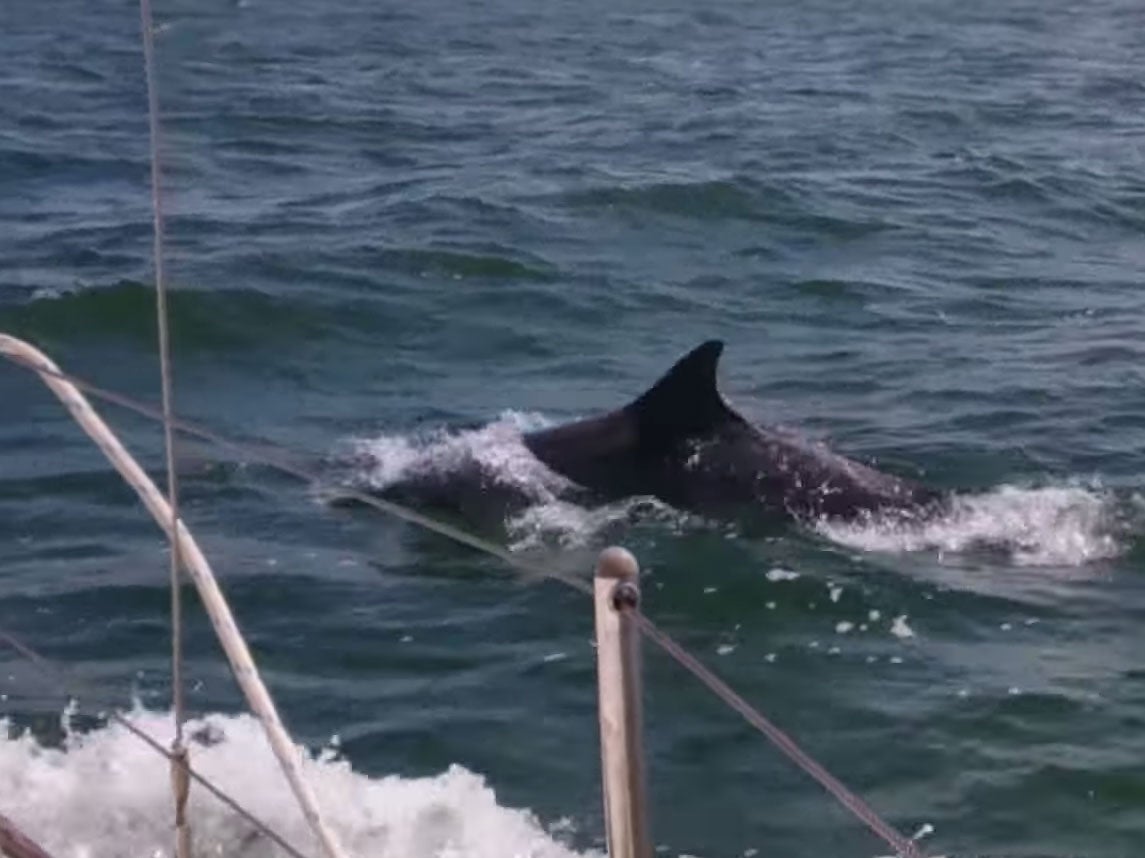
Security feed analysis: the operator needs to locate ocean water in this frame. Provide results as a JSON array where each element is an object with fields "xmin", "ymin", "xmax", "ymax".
[{"xmin": 3, "ymin": 0, "xmax": 1145, "ymax": 855}]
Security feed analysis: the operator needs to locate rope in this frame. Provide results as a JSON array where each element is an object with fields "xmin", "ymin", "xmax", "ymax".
[
  {"xmin": 134, "ymin": 2, "xmax": 190, "ymax": 854},
  {"xmin": 0, "ymin": 336, "xmax": 350, "ymax": 858},
  {"xmin": 0, "ymin": 627, "xmax": 316, "ymax": 858},
  {"xmin": 0, "ymin": 338, "xmax": 923, "ymax": 858}
]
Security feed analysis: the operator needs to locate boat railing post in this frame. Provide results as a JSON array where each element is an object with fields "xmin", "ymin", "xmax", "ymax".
[{"xmin": 594, "ymin": 547, "xmax": 652, "ymax": 858}]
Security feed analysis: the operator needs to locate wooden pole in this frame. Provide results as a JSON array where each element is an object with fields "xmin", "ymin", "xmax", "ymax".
[
  {"xmin": 593, "ymin": 547, "xmax": 651, "ymax": 858},
  {"xmin": 0, "ymin": 812, "xmax": 55, "ymax": 858}
]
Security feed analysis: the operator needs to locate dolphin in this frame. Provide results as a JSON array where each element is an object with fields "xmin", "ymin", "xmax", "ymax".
[{"xmin": 521, "ymin": 340, "xmax": 947, "ymax": 524}]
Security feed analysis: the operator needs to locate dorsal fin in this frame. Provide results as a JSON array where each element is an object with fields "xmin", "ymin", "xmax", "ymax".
[{"xmin": 626, "ymin": 340, "xmax": 738, "ymax": 447}]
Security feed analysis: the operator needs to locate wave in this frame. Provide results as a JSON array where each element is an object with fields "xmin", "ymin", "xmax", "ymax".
[
  {"xmin": 560, "ymin": 176, "xmax": 891, "ymax": 237},
  {"xmin": 0, "ymin": 704, "xmax": 595, "ymax": 858},
  {"xmin": 564, "ymin": 178, "xmax": 778, "ymax": 221},
  {"xmin": 374, "ymin": 247, "xmax": 557, "ymax": 283},
  {"xmin": 2, "ymin": 280, "xmax": 331, "ymax": 350},
  {"xmin": 0, "ymin": 144, "xmax": 144, "ymax": 181}
]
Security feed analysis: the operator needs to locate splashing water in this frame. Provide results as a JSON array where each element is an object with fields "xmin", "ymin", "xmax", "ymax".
[
  {"xmin": 0, "ymin": 705, "xmax": 596, "ymax": 858},
  {"xmin": 504, "ymin": 496, "xmax": 684, "ymax": 552},
  {"xmin": 342, "ymin": 411, "xmax": 569, "ymax": 502},
  {"xmin": 335, "ymin": 413, "xmax": 688, "ymax": 550},
  {"xmin": 817, "ymin": 484, "xmax": 1126, "ymax": 566}
]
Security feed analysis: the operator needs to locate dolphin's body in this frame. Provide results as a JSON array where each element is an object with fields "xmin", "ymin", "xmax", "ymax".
[
  {"xmin": 521, "ymin": 340, "xmax": 946, "ymax": 524},
  {"xmin": 354, "ymin": 340, "xmax": 946, "ymax": 527}
]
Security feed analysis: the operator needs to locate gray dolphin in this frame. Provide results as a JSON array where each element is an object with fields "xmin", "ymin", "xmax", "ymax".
[{"xmin": 522, "ymin": 340, "xmax": 947, "ymax": 524}]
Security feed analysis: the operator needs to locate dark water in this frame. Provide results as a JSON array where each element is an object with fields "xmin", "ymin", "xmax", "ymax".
[{"xmin": 4, "ymin": 0, "xmax": 1145, "ymax": 855}]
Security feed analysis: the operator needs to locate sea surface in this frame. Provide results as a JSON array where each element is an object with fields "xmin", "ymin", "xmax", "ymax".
[{"xmin": 3, "ymin": 0, "xmax": 1145, "ymax": 856}]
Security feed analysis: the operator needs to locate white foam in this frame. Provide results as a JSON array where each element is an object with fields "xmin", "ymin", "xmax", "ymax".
[
  {"xmin": 890, "ymin": 615, "xmax": 915, "ymax": 639},
  {"xmin": 30, "ymin": 285, "xmax": 70, "ymax": 301},
  {"xmin": 0, "ymin": 705, "xmax": 596, "ymax": 858},
  {"xmin": 504, "ymin": 497, "xmax": 675, "ymax": 552},
  {"xmin": 765, "ymin": 568, "xmax": 800, "ymax": 582},
  {"xmin": 816, "ymin": 484, "xmax": 1124, "ymax": 566},
  {"xmin": 346, "ymin": 411, "xmax": 570, "ymax": 502}
]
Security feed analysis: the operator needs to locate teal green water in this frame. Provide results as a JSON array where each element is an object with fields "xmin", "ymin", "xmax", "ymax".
[{"xmin": 3, "ymin": 0, "xmax": 1145, "ymax": 855}]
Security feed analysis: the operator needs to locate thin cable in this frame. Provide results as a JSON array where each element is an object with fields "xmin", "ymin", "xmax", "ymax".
[
  {"xmin": 629, "ymin": 611, "xmax": 923, "ymax": 858},
  {"xmin": 0, "ymin": 342, "xmax": 922, "ymax": 857},
  {"xmin": 0, "ymin": 628, "xmax": 315, "ymax": 858},
  {"xmin": 0, "ymin": 345, "xmax": 593, "ymax": 597},
  {"xmin": 135, "ymin": 2, "xmax": 190, "ymax": 853}
]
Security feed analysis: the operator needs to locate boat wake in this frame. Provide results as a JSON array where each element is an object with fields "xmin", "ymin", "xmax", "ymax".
[{"xmin": 0, "ymin": 704, "xmax": 595, "ymax": 858}]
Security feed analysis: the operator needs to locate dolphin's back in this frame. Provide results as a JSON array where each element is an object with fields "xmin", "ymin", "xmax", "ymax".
[
  {"xmin": 520, "ymin": 409, "xmax": 643, "ymax": 500},
  {"xmin": 733, "ymin": 423, "xmax": 941, "ymax": 520},
  {"xmin": 524, "ymin": 340, "xmax": 944, "ymax": 523},
  {"xmin": 523, "ymin": 340, "xmax": 741, "ymax": 499}
]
